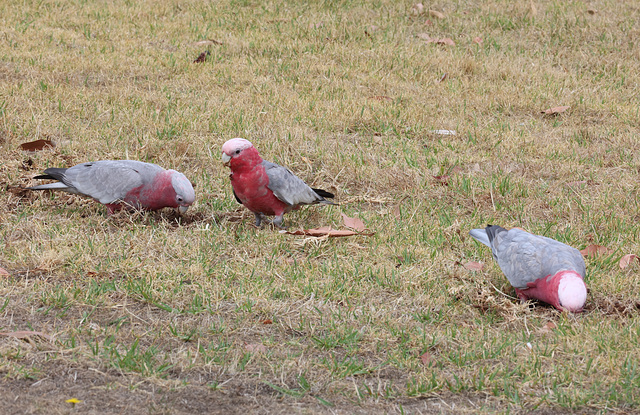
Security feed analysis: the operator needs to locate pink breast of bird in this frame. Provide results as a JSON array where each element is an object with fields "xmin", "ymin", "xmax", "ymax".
[
  {"xmin": 230, "ymin": 164, "xmax": 289, "ymax": 217},
  {"xmin": 515, "ymin": 275, "xmax": 560, "ymax": 306}
]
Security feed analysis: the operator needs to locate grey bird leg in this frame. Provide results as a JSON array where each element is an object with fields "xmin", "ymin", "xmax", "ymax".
[
  {"xmin": 253, "ymin": 212, "xmax": 263, "ymax": 227},
  {"xmin": 272, "ymin": 215, "xmax": 285, "ymax": 229}
]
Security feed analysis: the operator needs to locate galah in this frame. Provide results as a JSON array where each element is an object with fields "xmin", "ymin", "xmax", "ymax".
[
  {"xmin": 29, "ymin": 160, "xmax": 195, "ymax": 214},
  {"xmin": 221, "ymin": 138, "xmax": 335, "ymax": 227},
  {"xmin": 469, "ymin": 225, "xmax": 587, "ymax": 312}
]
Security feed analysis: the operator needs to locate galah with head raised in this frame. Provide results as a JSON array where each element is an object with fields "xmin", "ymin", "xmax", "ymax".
[
  {"xmin": 221, "ymin": 138, "xmax": 335, "ymax": 228},
  {"xmin": 29, "ymin": 160, "xmax": 195, "ymax": 215},
  {"xmin": 469, "ymin": 225, "xmax": 587, "ymax": 312}
]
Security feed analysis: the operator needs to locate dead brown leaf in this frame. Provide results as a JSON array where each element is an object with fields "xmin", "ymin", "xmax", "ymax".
[
  {"xmin": 282, "ymin": 226, "xmax": 374, "ymax": 238},
  {"xmin": 261, "ymin": 319, "xmax": 273, "ymax": 325},
  {"xmin": 419, "ymin": 351, "xmax": 432, "ymax": 366},
  {"xmin": 0, "ymin": 331, "xmax": 54, "ymax": 342},
  {"xmin": 538, "ymin": 321, "xmax": 558, "ymax": 334},
  {"xmin": 619, "ymin": 254, "xmax": 638, "ymax": 269},
  {"xmin": 244, "ymin": 343, "xmax": 267, "ymax": 353},
  {"xmin": 580, "ymin": 244, "xmax": 612, "ymax": 258},
  {"xmin": 20, "ymin": 139, "xmax": 55, "ymax": 152},
  {"xmin": 428, "ymin": 10, "xmax": 445, "ymax": 19},
  {"xmin": 539, "ymin": 321, "xmax": 557, "ymax": 333},
  {"xmin": 341, "ymin": 213, "xmax": 366, "ymax": 231},
  {"xmin": 0, "ymin": 267, "xmax": 9, "ymax": 277},
  {"xmin": 542, "ymin": 105, "xmax": 569, "ymax": 115},
  {"xmin": 437, "ymin": 73, "xmax": 447, "ymax": 83},
  {"xmin": 193, "ymin": 51, "xmax": 210, "ymax": 63},
  {"xmin": 587, "ymin": 8, "xmax": 597, "ymax": 15},
  {"xmin": 463, "ymin": 261, "xmax": 484, "ymax": 271}
]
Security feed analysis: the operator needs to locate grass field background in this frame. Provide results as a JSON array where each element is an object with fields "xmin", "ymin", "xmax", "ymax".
[{"xmin": 1, "ymin": 0, "xmax": 640, "ymax": 413}]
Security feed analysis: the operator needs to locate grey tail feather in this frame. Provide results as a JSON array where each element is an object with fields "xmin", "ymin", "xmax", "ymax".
[
  {"xmin": 313, "ymin": 188, "xmax": 338, "ymax": 205},
  {"xmin": 484, "ymin": 225, "xmax": 508, "ymax": 243},
  {"xmin": 33, "ymin": 174, "xmax": 57, "ymax": 180},
  {"xmin": 469, "ymin": 228, "xmax": 491, "ymax": 247},
  {"xmin": 28, "ymin": 182, "xmax": 68, "ymax": 191},
  {"xmin": 36, "ymin": 167, "xmax": 68, "ymax": 181},
  {"xmin": 312, "ymin": 188, "xmax": 334, "ymax": 198}
]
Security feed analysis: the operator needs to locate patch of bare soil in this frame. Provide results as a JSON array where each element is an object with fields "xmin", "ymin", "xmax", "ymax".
[{"xmin": 0, "ymin": 362, "xmax": 604, "ymax": 415}]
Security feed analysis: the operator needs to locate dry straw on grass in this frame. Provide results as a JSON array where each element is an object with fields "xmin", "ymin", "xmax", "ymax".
[{"xmin": 1, "ymin": 0, "xmax": 640, "ymax": 413}]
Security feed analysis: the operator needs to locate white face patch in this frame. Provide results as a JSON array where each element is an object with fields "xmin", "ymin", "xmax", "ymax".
[{"xmin": 558, "ymin": 274, "xmax": 587, "ymax": 311}]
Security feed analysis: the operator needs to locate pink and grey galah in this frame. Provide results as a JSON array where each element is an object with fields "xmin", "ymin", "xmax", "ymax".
[
  {"xmin": 29, "ymin": 160, "xmax": 195, "ymax": 215},
  {"xmin": 221, "ymin": 138, "xmax": 335, "ymax": 228},
  {"xmin": 469, "ymin": 225, "xmax": 587, "ymax": 312}
]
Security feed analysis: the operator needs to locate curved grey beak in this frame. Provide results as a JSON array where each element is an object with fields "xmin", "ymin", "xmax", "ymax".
[
  {"xmin": 177, "ymin": 206, "xmax": 189, "ymax": 214},
  {"xmin": 221, "ymin": 152, "xmax": 231, "ymax": 166}
]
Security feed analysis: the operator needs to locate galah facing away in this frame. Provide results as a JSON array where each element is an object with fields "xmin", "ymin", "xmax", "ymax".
[
  {"xmin": 221, "ymin": 138, "xmax": 335, "ymax": 228},
  {"xmin": 469, "ymin": 225, "xmax": 587, "ymax": 312},
  {"xmin": 29, "ymin": 160, "xmax": 195, "ymax": 215}
]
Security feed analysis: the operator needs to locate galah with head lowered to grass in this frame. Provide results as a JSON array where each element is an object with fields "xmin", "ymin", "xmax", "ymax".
[
  {"xmin": 29, "ymin": 160, "xmax": 195, "ymax": 215},
  {"xmin": 469, "ymin": 225, "xmax": 587, "ymax": 312},
  {"xmin": 221, "ymin": 138, "xmax": 335, "ymax": 228}
]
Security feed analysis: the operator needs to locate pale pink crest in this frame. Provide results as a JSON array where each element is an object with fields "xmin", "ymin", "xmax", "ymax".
[
  {"xmin": 222, "ymin": 138, "xmax": 254, "ymax": 156},
  {"xmin": 170, "ymin": 170, "xmax": 196, "ymax": 206},
  {"xmin": 557, "ymin": 271, "xmax": 587, "ymax": 312}
]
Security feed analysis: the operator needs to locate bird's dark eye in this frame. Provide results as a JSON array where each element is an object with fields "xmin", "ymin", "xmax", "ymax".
[
  {"xmin": 177, "ymin": 197, "xmax": 183, "ymax": 202},
  {"xmin": 235, "ymin": 149, "xmax": 240, "ymax": 154}
]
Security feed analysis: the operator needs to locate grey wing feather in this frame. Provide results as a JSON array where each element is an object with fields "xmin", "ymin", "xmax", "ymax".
[
  {"xmin": 491, "ymin": 229, "xmax": 585, "ymax": 288},
  {"xmin": 262, "ymin": 160, "xmax": 324, "ymax": 206},
  {"xmin": 537, "ymin": 234, "xmax": 586, "ymax": 278},
  {"xmin": 56, "ymin": 160, "xmax": 162, "ymax": 204}
]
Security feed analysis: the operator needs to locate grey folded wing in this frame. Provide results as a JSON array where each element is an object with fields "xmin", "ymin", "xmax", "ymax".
[
  {"xmin": 60, "ymin": 161, "xmax": 162, "ymax": 204},
  {"xmin": 263, "ymin": 160, "xmax": 325, "ymax": 206},
  {"xmin": 492, "ymin": 229, "xmax": 586, "ymax": 288}
]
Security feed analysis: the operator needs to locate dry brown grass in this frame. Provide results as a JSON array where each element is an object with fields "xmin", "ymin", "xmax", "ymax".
[{"xmin": 2, "ymin": 0, "xmax": 640, "ymax": 413}]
